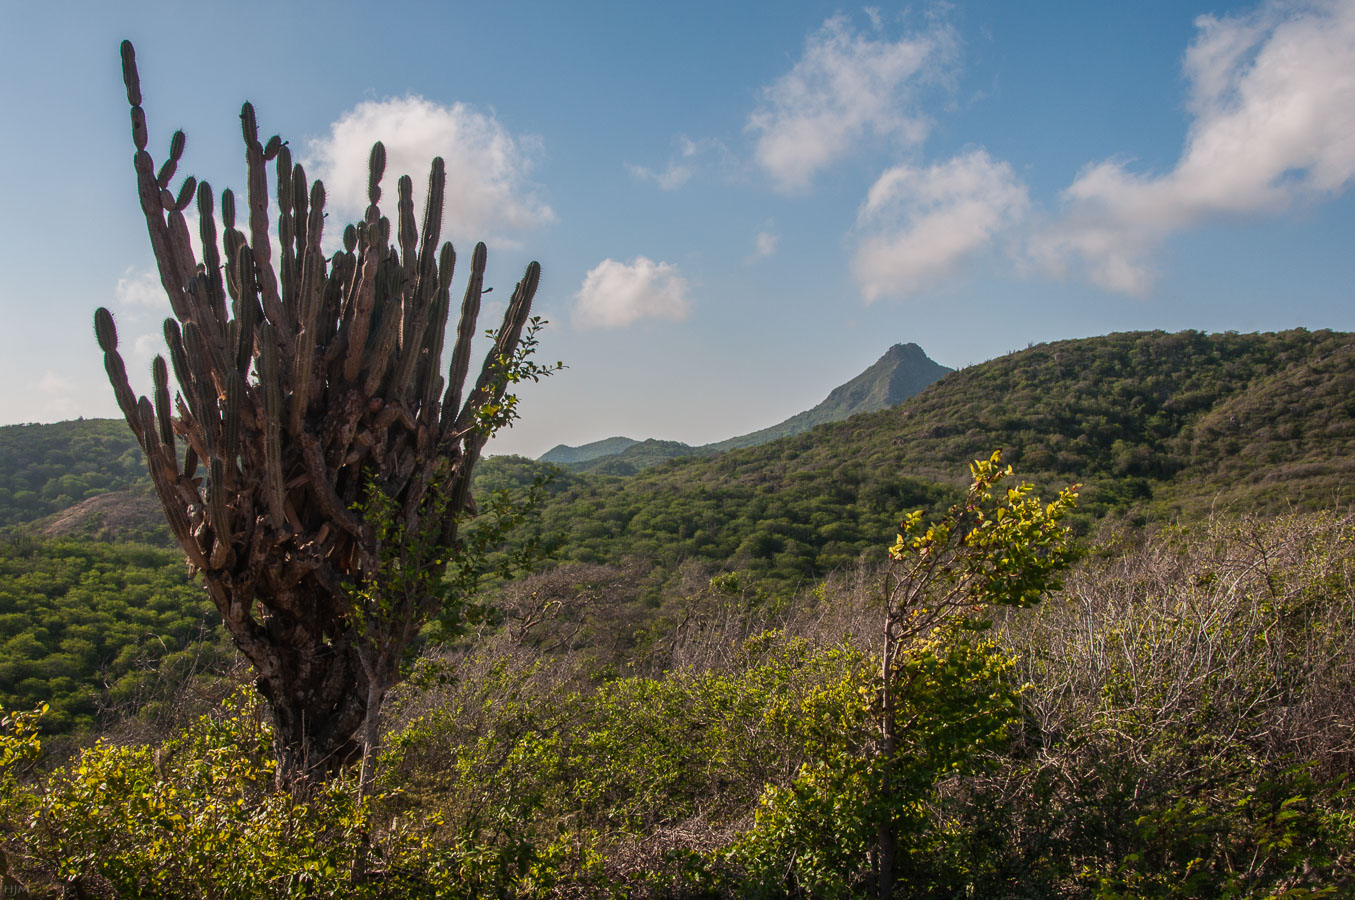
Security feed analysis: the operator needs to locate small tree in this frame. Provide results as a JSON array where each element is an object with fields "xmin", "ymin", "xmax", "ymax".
[
  {"xmin": 731, "ymin": 453, "xmax": 1079, "ymax": 897},
  {"xmin": 872, "ymin": 451, "xmax": 1079, "ymax": 896},
  {"xmin": 95, "ymin": 42, "xmax": 556, "ymax": 783}
]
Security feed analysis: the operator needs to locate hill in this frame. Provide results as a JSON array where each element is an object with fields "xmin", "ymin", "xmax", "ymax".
[
  {"xmin": 538, "ymin": 436, "xmax": 639, "ymax": 465},
  {"xmin": 478, "ymin": 329, "xmax": 1355, "ymax": 586},
  {"xmin": 5, "ymin": 330, "xmax": 1353, "ymax": 585},
  {"xmin": 705, "ymin": 342, "xmax": 950, "ymax": 452},
  {"xmin": 0, "ymin": 419, "xmax": 145, "ymax": 528},
  {"xmin": 546, "ymin": 342, "xmax": 951, "ymax": 472}
]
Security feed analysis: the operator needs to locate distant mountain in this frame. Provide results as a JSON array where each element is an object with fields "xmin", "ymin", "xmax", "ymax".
[
  {"xmin": 574, "ymin": 440, "xmax": 707, "ymax": 477},
  {"xmin": 539, "ymin": 436, "xmax": 639, "ymax": 465},
  {"xmin": 11, "ymin": 330, "xmax": 1353, "ymax": 570},
  {"xmin": 706, "ymin": 343, "xmax": 951, "ymax": 453},
  {"xmin": 544, "ymin": 343, "xmax": 951, "ymax": 471},
  {"xmin": 478, "ymin": 329, "xmax": 1355, "ymax": 587}
]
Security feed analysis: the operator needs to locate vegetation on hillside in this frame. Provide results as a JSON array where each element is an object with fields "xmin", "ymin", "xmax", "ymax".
[
  {"xmin": 7, "ymin": 329, "xmax": 1352, "ymax": 572},
  {"xmin": 0, "ymin": 421, "xmax": 144, "ymax": 529},
  {"xmin": 0, "ymin": 537, "xmax": 225, "ymax": 736},
  {"xmin": 470, "ymin": 329, "xmax": 1355, "ymax": 595},
  {"xmin": 0, "ymin": 474, "xmax": 1349, "ymax": 897}
]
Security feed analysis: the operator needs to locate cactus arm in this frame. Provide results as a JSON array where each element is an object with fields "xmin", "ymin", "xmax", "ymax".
[
  {"xmin": 291, "ymin": 182, "xmax": 329, "ymax": 436},
  {"xmin": 342, "ymin": 147, "xmax": 388, "ymax": 383},
  {"xmin": 258, "ymin": 325, "xmax": 289, "ymax": 534},
  {"xmin": 439, "ymin": 242, "xmax": 488, "ymax": 430},
  {"xmin": 451, "ymin": 261, "xmax": 539, "ymax": 438},
  {"xmin": 241, "ymin": 103, "xmax": 290, "ymax": 344},
  {"xmin": 393, "ymin": 161, "xmax": 448, "ymax": 404},
  {"xmin": 152, "ymin": 355, "xmax": 175, "ymax": 449}
]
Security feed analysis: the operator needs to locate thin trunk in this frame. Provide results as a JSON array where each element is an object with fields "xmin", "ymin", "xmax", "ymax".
[
  {"xmin": 876, "ymin": 819, "xmax": 896, "ymax": 900},
  {"xmin": 878, "ymin": 603, "xmax": 898, "ymax": 900},
  {"xmin": 358, "ymin": 676, "xmax": 386, "ymax": 802}
]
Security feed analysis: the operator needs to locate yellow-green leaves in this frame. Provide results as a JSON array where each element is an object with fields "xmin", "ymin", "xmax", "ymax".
[{"xmin": 889, "ymin": 449, "xmax": 1080, "ymax": 619}]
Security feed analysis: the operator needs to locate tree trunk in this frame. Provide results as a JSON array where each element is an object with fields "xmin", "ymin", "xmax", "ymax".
[
  {"xmin": 205, "ymin": 575, "xmax": 369, "ymax": 784},
  {"xmin": 877, "ymin": 610, "xmax": 898, "ymax": 900},
  {"xmin": 257, "ymin": 642, "xmax": 367, "ymax": 785},
  {"xmin": 357, "ymin": 667, "xmax": 387, "ymax": 801},
  {"xmin": 876, "ymin": 819, "xmax": 896, "ymax": 900}
]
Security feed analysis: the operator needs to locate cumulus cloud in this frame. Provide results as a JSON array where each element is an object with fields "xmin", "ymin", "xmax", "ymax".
[
  {"xmin": 852, "ymin": 149, "xmax": 1028, "ymax": 302},
  {"xmin": 1031, "ymin": 0, "xmax": 1355, "ymax": 295},
  {"xmin": 748, "ymin": 14, "xmax": 956, "ymax": 192},
  {"xmin": 307, "ymin": 95, "xmax": 554, "ymax": 244},
  {"xmin": 35, "ymin": 372, "xmax": 84, "ymax": 422},
  {"xmin": 573, "ymin": 257, "xmax": 691, "ymax": 329}
]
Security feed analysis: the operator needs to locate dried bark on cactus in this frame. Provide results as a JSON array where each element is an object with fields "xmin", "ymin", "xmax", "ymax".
[{"xmin": 98, "ymin": 41, "xmax": 545, "ymax": 782}]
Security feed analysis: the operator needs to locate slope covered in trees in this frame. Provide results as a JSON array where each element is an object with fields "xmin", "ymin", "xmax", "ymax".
[
  {"xmin": 8, "ymin": 329, "xmax": 1353, "ymax": 586},
  {"xmin": 0, "ymin": 420, "xmax": 145, "ymax": 528},
  {"xmin": 484, "ymin": 329, "xmax": 1355, "ymax": 586},
  {"xmin": 0, "ymin": 537, "xmax": 224, "ymax": 735}
]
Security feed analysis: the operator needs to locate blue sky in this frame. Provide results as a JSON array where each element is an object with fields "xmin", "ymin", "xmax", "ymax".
[{"xmin": 2, "ymin": 0, "xmax": 1352, "ymax": 457}]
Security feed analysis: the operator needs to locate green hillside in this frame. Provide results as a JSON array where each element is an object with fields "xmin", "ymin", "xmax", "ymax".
[
  {"xmin": 0, "ymin": 419, "xmax": 145, "ymax": 528},
  {"xmin": 6, "ymin": 329, "xmax": 1352, "ymax": 587},
  {"xmin": 482, "ymin": 329, "xmax": 1355, "ymax": 586},
  {"xmin": 0, "ymin": 536, "xmax": 226, "ymax": 735},
  {"xmin": 2, "ymin": 331, "xmax": 1354, "ymax": 893}
]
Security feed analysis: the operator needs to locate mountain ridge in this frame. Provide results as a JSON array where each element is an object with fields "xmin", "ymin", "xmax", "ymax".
[
  {"xmin": 5, "ymin": 330, "xmax": 1352, "ymax": 559},
  {"xmin": 541, "ymin": 342, "xmax": 951, "ymax": 472}
]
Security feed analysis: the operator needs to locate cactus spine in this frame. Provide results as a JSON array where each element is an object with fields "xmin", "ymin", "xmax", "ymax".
[{"xmin": 97, "ymin": 41, "xmax": 544, "ymax": 783}]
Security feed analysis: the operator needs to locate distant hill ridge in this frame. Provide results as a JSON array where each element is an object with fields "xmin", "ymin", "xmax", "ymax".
[
  {"xmin": 539, "ymin": 436, "xmax": 639, "ymax": 465},
  {"xmin": 7, "ymin": 330, "xmax": 1353, "ymax": 550},
  {"xmin": 540, "ymin": 342, "xmax": 951, "ymax": 473},
  {"xmin": 473, "ymin": 328, "xmax": 1355, "ymax": 588}
]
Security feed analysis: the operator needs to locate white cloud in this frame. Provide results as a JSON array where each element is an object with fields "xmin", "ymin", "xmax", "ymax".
[
  {"xmin": 307, "ymin": 95, "xmax": 554, "ymax": 245},
  {"xmin": 36, "ymin": 372, "xmax": 84, "ymax": 422},
  {"xmin": 627, "ymin": 136, "xmax": 733, "ymax": 190},
  {"xmin": 751, "ymin": 230, "xmax": 780, "ymax": 261},
  {"xmin": 573, "ymin": 257, "xmax": 691, "ymax": 329},
  {"xmin": 852, "ymin": 149, "xmax": 1028, "ymax": 302},
  {"xmin": 115, "ymin": 266, "xmax": 169, "ymax": 311},
  {"xmin": 747, "ymin": 14, "xmax": 956, "ymax": 192},
  {"xmin": 1031, "ymin": 0, "xmax": 1355, "ymax": 295}
]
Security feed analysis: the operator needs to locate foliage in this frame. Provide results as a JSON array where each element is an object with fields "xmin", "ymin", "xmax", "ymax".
[
  {"xmin": 726, "ymin": 628, "xmax": 1021, "ymax": 899},
  {"xmin": 0, "ymin": 690, "xmax": 585, "ymax": 899},
  {"xmin": 1093, "ymin": 763, "xmax": 1352, "ymax": 899},
  {"xmin": 0, "ymin": 507, "xmax": 1350, "ymax": 896},
  {"xmin": 0, "ymin": 420, "xmax": 147, "ymax": 530},
  {"xmin": 971, "ymin": 511, "xmax": 1355, "ymax": 897},
  {"xmin": 8, "ymin": 329, "xmax": 1354, "ymax": 594},
  {"xmin": 0, "ymin": 537, "xmax": 225, "ymax": 736}
]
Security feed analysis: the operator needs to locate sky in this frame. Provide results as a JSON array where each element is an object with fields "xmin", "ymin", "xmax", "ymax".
[{"xmin": 2, "ymin": 0, "xmax": 1353, "ymax": 458}]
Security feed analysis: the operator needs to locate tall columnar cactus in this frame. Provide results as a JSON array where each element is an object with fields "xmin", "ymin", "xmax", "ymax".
[{"xmin": 98, "ymin": 41, "xmax": 544, "ymax": 781}]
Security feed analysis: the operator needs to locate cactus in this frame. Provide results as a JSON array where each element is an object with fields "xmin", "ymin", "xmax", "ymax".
[{"xmin": 96, "ymin": 41, "xmax": 547, "ymax": 783}]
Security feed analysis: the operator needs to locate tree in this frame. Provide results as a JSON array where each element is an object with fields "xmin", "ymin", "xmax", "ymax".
[
  {"xmin": 871, "ymin": 451, "xmax": 1079, "ymax": 897},
  {"xmin": 729, "ymin": 454, "xmax": 1080, "ymax": 897},
  {"xmin": 95, "ymin": 41, "xmax": 555, "ymax": 783}
]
